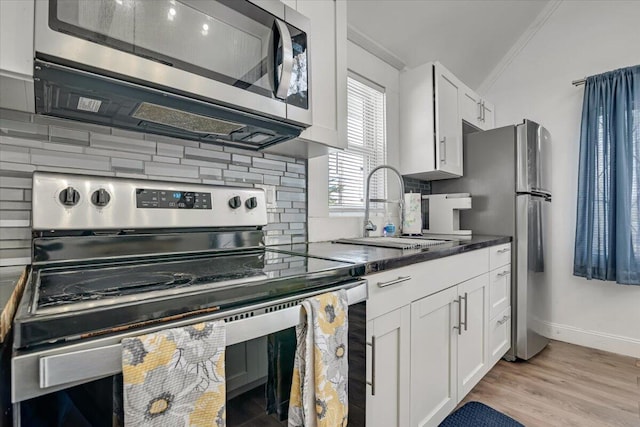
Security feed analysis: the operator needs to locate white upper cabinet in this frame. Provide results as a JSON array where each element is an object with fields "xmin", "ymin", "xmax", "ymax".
[
  {"xmin": 0, "ymin": 0, "xmax": 35, "ymax": 112},
  {"xmin": 460, "ymin": 84, "xmax": 495, "ymax": 130},
  {"xmin": 293, "ymin": 0, "xmax": 347, "ymax": 150},
  {"xmin": 400, "ymin": 61, "xmax": 496, "ymax": 180},
  {"xmin": 435, "ymin": 63, "xmax": 464, "ymax": 177}
]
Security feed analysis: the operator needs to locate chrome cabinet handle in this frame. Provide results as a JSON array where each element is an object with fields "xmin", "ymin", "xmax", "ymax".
[
  {"xmin": 477, "ymin": 101, "xmax": 483, "ymax": 121},
  {"xmin": 496, "ymin": 270, "xmax": 510, "ymax": 277},
  {"xmin": 453, "ymin": 297, "xmax": 462, "ymax": 335},
  {"xmin": 497, "ymin": 247, "xmax": 511, "ymax": 254},
  {"xmin": 440, "ymin": 137, "xmax": 447, "ymax": 163},
  {"xmin": 377, "ymin": 276, "xmax": 411, "ymax": 288},
  {"xmin": 366, "ymin": 336, "xmax": 375, "ymax": 395},
  {"xmin": 461, "ymin": 292, "xmax": 468, "ymax": 331},
  {"xmin": 481, "ymin": 100, "xmax": 486, "ymax": 122},
  {"xmin": 497, "ymin": 314, "xmax": 511, "ymax": 325},
  {"xmin": 270, "ymin": 19, "xmax": 293, "ymax": 99}
]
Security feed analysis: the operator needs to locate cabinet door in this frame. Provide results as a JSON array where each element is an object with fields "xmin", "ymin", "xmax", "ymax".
[
  {"xmin": 410, "ymin": 286, "xmax": 458, "ymax": 427},
  {"xmin": 456, "ymin": 274, "xmax": 489, "ymax": 400},
  {"xmin": 460, "ymin": 87, "xmax": 482, "ymax": 130},
  {"xmin": 226, "ymin": 337, "xmax": 268, "ymax": 396},
  {"xmin": 296, "ymin": 0, "xmax": 347, "ymax": 149},
  {"xmin": 489, "ymin": 265, "xmax": 511, "ymax": 319},
  {"xmin": 366, "ymin": 305, "xmax": 411, "ymax": 427},
  {"xmin": 489, "ymin": 306, "xmax": 511, "ymax": 366},
  {"xmin": 0, "ymin": 0, "xmax": 35, "ymax": 112},
  {"xmin": 434, "ymin": 64, "xmax": 463, "ymax": 177},
  {"xmin": 482, "ymin": 99, "xmax": 495, "ymax": 129}
]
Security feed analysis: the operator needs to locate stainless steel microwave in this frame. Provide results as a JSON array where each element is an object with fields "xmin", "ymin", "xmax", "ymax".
[{"xmin": 33, "ymin": 0, "xmax": 311, "ymax": 149}]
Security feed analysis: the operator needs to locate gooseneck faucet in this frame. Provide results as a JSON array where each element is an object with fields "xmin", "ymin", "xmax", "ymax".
[{"xmin": 364, "ymin": 165, "xmax": 406, "ymax": 237}]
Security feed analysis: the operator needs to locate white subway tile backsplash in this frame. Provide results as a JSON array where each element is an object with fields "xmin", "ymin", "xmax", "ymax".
[
  {"xmin": 0, "ymin": 189, "xmax": 23, "ymax": 201},
  {"xmin": 31, "ymin": 149, "xmax": 110, "ymax": 171},
  {"xmin": 0, "ymin": 109, "xmax": 307, "ymax": 266},
  {"xmin": 145, "ymin": 162, "xmax": 199, "ymax": 178},
  {"xmin": 90, "ymin": 133, "xmax": 157, "ymax": 155},
  {"xmin": 253, "ymin": 157, "xmax": 286, "ymax": 172},
  {"xmin": 0, "ymin": 145, "xmax": 30, "ymax": 164},
  {"xmin": 112, "ymin": 158, "xmax": 144, "ymax": 172},
  {"xmin": 185, "ymin": 146, "xmax": 231, "ymax": 162}
]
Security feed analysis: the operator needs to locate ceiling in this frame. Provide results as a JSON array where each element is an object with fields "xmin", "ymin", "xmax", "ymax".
[{"xmin": 347, "ymin": 0, "xmax": 550, "ymax": 89}]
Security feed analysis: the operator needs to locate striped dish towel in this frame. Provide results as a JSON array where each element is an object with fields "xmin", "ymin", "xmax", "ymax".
[
  {"xmin": 121, "ymin": 321, "xmax": 226, "ymax": 427},
  {"xmin": 288, "ymin": 290, "xmax": 349, "ymax": 427}
]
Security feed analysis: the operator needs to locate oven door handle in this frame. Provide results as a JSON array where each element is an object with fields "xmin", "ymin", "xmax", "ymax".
[{"xmin": 30, "ymin": 281, "xmax": 368, "ymax": 400}]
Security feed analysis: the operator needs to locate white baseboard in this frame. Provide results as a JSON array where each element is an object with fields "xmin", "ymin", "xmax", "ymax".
[{"xmin": 536, "ymin": 320, "xmax": 640, "ymax": 358}]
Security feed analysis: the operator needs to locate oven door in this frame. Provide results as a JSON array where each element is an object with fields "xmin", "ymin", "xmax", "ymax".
[
  {"xmin": 35, "ymin": 0, "xmax": 310, "ymax": 125},
  {"xmin": 12, "ymin": 281, "xmax": 366, "ymax": 425}
]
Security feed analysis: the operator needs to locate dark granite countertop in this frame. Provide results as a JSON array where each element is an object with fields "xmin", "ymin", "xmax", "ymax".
[{"xmin": 268, "ymin": 235, "xmax": 511, "ymax": 275}]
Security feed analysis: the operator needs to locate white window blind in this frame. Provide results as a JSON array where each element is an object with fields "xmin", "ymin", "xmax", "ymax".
[{"xmin": 329, "ymin": 76, "xmax": 386, "ymax": 211}]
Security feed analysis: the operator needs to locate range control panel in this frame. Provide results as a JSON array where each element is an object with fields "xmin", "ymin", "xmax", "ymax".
[
  {"xmin": 136, "ymin": 189, "xmax": 212, "ymax": 209},
  {"xmin": 32, "ymin": 172, "xmax": 267, "ymax": 231}
]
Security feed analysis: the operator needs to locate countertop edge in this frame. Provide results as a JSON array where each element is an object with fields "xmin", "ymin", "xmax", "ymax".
[{"xmin": 360, "ymin": 236, "xmax": 512, "ymax": 275}]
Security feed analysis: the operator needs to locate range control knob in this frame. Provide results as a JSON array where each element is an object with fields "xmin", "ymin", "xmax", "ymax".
[
  {"xmin": 91, "ymin": 188, "xmax": 111, "ymax": 207},
  {"xmin": 245, "ymin": 197, "xmax": 258, "ymax": 210},
  {"xmin": 59, "ymin": 187, "xmax": 80, "ymax": 206},
  {"xmin": 228, "ymin": 195, "xmax": 242, "ymax": 209}
]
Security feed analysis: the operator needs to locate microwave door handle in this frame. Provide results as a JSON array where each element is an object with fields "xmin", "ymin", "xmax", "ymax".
[{"xmin": 273, "ymin": 19, "xmax": 294, "ymax": 99}]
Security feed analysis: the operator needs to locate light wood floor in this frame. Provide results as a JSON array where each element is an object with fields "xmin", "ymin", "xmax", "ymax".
[{"xmin": 461, "ymin": 340, "xmax": 640, "ymax": 427}]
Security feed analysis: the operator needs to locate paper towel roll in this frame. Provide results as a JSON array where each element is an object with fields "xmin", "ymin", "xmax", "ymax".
[{"xmin": 402, "ymin": 193, "xmax": 422, "ymax": 234}]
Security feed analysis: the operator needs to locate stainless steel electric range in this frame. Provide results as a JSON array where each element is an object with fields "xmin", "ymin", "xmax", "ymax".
[{"xmin": 11, "ymin": 172, "xmax": 367, "ymax": 425}]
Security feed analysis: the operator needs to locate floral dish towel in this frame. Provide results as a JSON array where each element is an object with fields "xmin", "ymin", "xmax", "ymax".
[
  {"xmin": 121, "ymin": 321, "xmax": 226, "ymax": 427},
  {"xmin": 288, "ymin": 290, "xmax": 349, "ymax": 427}
]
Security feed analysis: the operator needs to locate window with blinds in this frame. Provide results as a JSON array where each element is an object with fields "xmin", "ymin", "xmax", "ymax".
[{"xmin": 328, "ymin": 75, "xmax": 386, "ymax": 211}]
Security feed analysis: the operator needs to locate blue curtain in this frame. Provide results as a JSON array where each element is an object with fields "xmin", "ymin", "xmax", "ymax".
[{"xmin": 574, "ymin": 65, "xmax": 640, "ymax": 285}]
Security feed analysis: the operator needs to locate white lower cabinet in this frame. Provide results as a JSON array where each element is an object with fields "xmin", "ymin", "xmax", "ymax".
[
  {"xmin": 489, "ymin": 306, "xmax": 512, "ymax": 366},
  {"xmin": 226, "ymin": 337, "xmax": 268, "ymax": 398},
  {"xmin": 366, "ymin": 305, "xmax": 411, "ymax": 427},
  {"xmin": 456, "ymin": 275, "xmax": 489, "ymax": 399},
  {"xmin": 410, "ymin": 274, "xmax": 489, "ymax": 427},
  {"xmin": 410, "ymin": 286, "xmax": 458, "ymax": 427},
  {"xmin": 365, "ymin": 246, "xmax": 511, "ymax": 427}
]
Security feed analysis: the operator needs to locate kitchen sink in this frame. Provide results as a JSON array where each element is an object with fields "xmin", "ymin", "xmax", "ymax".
[{"xmin": 334, "ymin": 237, "xmax": 451, "ymax": 250}]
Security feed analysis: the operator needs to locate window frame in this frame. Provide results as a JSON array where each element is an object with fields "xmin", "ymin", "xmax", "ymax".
[{"xmin": 328, "ymin": 72, "xmax": 387, "ymax": 214}]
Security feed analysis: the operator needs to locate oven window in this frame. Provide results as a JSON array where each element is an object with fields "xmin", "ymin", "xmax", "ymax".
[
  {"xmin": 20, "ymin": 376, "xmax": 116, "ymax": 427},
  {"xmin": 226, "ymin": 302, "xmax": 366, "ymax": 425}
]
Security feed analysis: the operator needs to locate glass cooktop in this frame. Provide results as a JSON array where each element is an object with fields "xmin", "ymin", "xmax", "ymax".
[
  {"xmin": 15, "ymin": 249, "xmax": 364, "ymax": 349},
  {"xmin": 35, "ymin": 249, "xmax": 354, "ymax": 312}
]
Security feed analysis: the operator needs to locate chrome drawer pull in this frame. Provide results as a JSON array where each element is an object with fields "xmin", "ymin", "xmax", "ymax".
[
  {"xmin": 366, "ymin": 336, "xmax": 376, "ymax": 396},
  {"xmin": 497, "ymin": 247, "xmax": 511, "ymax": 254},
  {"xmin": 453, "ymin": 297, "xmax": 462, "ymax": 335},
  {"xmin": 497, "ymin": 315, "xmax": 511, "ymax": 325},
  {"xmin": 461, "ymin": 292, "xmax": 468, "ymax": 331},
  {"xmin": 496, "ymin": 270, "xmax": 510, "ymax": 278},
  {"xmin": 377, "ymin": 276, "xmax": 411, "ymax": 288}
]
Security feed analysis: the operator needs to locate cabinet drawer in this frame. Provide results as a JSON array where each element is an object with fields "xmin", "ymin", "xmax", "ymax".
[
  {"xmin": 489, "ymin": 243, "xmax": 511, "ymax": 270},
  {"xmin": 489, "ymin": 307, "xmax": 511, "ymax": 366},
  {"xmin": 366, "ymin": 249, "xmax": 489, "ymax": 320},
  {"xmin": 489, "ymin": 265, "xmax": 510, "ymax": 319}
]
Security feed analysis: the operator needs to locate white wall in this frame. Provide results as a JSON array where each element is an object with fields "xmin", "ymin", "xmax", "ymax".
[
  {"xmin": 482, "ymin": 0, "xmax": 640, "ymax": 357},
  {"xmin": 308, "ymin": 41, "xmax": 401, "ymax": 242}
]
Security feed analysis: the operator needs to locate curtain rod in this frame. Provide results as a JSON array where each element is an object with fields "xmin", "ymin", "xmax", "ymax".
[{"xmin": 572, "ymin": 78, "xmax": 586, "ymax": 87}]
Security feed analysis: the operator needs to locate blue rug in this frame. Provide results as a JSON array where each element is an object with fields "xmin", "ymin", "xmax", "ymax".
[{"xmin": 439, "ymin": 402, "xmax": 524, "ymax": 427}]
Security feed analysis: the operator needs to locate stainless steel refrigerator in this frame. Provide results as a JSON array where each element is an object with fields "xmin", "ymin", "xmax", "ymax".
[{"xmin": 432, "ymin": 119, "xmax": 551, "ymax": 360}]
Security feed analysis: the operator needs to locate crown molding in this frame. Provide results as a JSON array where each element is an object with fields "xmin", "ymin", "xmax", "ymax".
[
  {"xmin": 347, "ymin": 24, "xmax": 407, "ymax": 71},
  {"xmin": 477, "ymin": 0, "xmax": 563, "ymax": 95}
]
